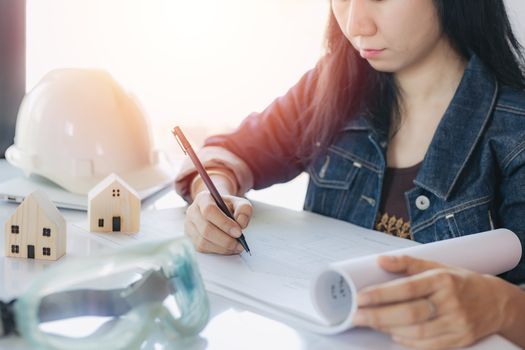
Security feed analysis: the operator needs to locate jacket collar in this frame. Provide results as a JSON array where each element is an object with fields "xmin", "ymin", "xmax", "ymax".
[
  {"xmin": 343, "ymin": 114, "xmax": 370, "ymax": 131},
  {"xmin": 341, "ymin": 55, "xmax": 499, "ymax": 200},
  {"xmin": 414, "ymin": 54, "xmax": 498, "ymax": 200}
]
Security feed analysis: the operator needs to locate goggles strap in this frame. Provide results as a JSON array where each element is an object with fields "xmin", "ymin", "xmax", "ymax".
[
  {"xmin": 0, "ymin": 299, "xmax": 17, "ymax": 337},
  {"xmin": 38, "ymin": 270, "xmax": 172, "ymax": 322}
]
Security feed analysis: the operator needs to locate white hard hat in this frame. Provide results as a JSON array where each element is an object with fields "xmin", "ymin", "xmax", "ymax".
[{"xmin": 6, "ymin": 69, "xmax": 174, "ymax": 195}]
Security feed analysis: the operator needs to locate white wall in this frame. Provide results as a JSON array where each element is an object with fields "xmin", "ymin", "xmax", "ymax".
[
  {"xmin": 506, "ymin": 0, "xmax": 525, "ymax": 46},
  {"xmin": 26, "ymin": 1, "xmax": 329, "ymax": 151}
]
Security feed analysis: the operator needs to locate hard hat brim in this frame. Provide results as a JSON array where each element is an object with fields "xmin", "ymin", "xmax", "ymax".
[{"xmin": 6, "ymin": 145, "xmax": 177, "ymax": 196}]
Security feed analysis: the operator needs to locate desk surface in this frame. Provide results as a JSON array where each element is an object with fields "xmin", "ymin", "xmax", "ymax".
[{"xmin": 0, "ymin": 160, "xmax": 518, "ymax": 350}]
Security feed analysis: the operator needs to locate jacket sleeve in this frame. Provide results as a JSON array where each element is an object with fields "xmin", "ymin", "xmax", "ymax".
[
  {"xmin": 203, "ymin": 66, "xmax": 319, "ymax": 190},
  {"xmin": 497, "ymin": 145, "xmax": 525, "ymax": 285}
]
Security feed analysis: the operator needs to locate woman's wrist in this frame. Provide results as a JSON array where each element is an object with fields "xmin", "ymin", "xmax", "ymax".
[
  {"xmin": 491, "ymin": 276, "xmax": 525, "ymax": 347},
  {"xmin": 190, "ymin": 169, "xmax": 238, "ymax": 200}
]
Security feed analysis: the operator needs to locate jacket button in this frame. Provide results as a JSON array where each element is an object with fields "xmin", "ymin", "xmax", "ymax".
[{"xmin": 415, "ymin": 195, "xmax": 430, "ymax": 210}]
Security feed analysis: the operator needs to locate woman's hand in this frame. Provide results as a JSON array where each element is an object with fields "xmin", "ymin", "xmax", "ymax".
[
  {"xmin": 184, "ymin": 191, "xmax": 253, "ymax": 255},
  {"xmin": 352, "ymin": 255, "xmax": 514, "ymax": 350}
]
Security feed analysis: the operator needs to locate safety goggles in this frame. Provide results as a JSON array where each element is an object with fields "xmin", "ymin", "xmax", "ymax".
[{"xmin": 0, "ymin": 237, "xmax": 209, "ymax": 350}]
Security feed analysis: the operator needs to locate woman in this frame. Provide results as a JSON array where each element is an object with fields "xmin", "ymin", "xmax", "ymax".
[{"xmin": 176, "ymin": 0, "xmax": 525, "ymax": 347}]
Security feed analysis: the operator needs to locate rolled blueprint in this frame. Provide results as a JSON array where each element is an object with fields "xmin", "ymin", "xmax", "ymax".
[{"xmin": 311, "ymin": 228, "xmax": 522, "ymax": 334}]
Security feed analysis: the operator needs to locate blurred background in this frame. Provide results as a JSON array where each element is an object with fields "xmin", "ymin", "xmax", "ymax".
[
  {"xmin": 1, "ymin": 0, "xmax": 524, "ymax": 157},
  {"xmin": 25, "ymin": 0, "xmax": 329, "ymax": 154}
]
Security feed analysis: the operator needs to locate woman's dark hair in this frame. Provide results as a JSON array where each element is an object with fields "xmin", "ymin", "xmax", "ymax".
[{"xmin": 298, "ymin": 0, "xmax": 525, "ymax": 163}]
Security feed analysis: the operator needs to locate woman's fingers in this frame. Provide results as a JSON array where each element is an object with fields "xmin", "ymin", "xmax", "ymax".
[
  {"xmin": 184, "ymin": 219, "xmax": 242, "ymax": 255},
  {"xmin": 188, "ymin": 203, "xmax": 241, "ymax": 251},
  {"xmin": 197, "ymin": 193, "xmax": 243, "ymax": 238},
  {"xmin": 357, "ymin": 269, "xmax": 446, "ymax": 307},
  {"xmin": 377, "ymin": 255, "xmax": 446, "ymax": 275},
  {"xmin": 184, "ymin": 192, "xmax": 253, "ymax": 254},
  {"xmin": 353, "ymin": 297, "xmax": 439, "ymax": 328},
  {"xmin": 386, "ymin": 314, "xmax": 453, "ymax": 340},
  {"xmin": 231, "ymin": 197, "xmax": 253, "ymax": 229}
]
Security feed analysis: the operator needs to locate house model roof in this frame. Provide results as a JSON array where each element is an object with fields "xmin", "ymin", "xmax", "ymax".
[
  {"xmin": 13, "ymin": 190, "xmax": 65, "ymax": 226},
  {"xmin": 88, "ymin": 173, "xmax": 139, "ymax": 200}
]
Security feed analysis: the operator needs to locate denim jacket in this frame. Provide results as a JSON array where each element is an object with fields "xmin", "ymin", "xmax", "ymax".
[{"xmin": 200, "ymin": 55, "xmax": 525, "ymax": 284}]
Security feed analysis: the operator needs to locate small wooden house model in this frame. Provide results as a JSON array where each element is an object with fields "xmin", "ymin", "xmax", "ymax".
[
  {"xmin": 4, "ymin": 190, "xmax": 66, "ymax": 261},
  {"xmin": 88, "ymin": 173, "xmax": 140, "ymax": 233}
]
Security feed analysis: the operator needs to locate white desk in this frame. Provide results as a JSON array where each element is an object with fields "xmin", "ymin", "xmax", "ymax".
[{"xmin": 0, "ymin": 160, "xmax": 518, "ymax": 350}]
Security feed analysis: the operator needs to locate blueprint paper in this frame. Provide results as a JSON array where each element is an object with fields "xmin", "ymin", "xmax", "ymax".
[
  {"xmin": 192, "ymin": 204, "xmax": 521, "ymax": 334},
  {"xmin": 75, "ymin": 202, "xmax": 521, "ymax": 334}
]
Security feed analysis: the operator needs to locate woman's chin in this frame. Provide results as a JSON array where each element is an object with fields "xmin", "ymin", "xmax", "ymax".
[{"xmin": 366, "ymin": 60, "xmax": 398, "ymax": 73}]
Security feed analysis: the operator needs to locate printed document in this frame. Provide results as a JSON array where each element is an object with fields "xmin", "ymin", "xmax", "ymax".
[{"xmin": 74, "ymin": 202, "xmax": 521, "ymax": 334}]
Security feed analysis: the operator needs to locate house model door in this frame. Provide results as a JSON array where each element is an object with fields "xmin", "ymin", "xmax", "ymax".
[
  {"xmin": 27, "ymin": 245, "xmax": 35, "ymax": 259},
  {"xmin": 112, "ymin": 216, "xmax": 121, "ymax": 232}
]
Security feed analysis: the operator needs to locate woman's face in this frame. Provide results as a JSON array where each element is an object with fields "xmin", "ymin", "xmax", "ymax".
[{"xmin": 331, "ymin": 0, "xmax": 445, "ymax": 73}]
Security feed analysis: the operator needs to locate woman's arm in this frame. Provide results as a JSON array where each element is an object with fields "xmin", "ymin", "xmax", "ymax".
[
  {"xmin": 352, "ymin": 256, "xmax": 525, "ymax": 349},
  {"xmin": 175, "ymin": 66, "xmax": 320, "ymax": 202},
  {"xmin": 175, "ymin": 65, "xmax": 321, "ymax": 254}
]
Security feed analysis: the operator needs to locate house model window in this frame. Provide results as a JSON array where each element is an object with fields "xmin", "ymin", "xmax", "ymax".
[
  {"xmin": 112, "ymin": 188, "xmax": 120, "ymax": 197},
  {"xmin": 11, "ymin": 225, "xmax": 19, "ymax": 234},
  {"xmin": 43, "ymin": 247, "xmax": 51, "ymax": 256},
  {"xmin": 43, "ymin": 228, "xmax": 51, "ymax": 237},
  {"xmin": 98, "ymin": 218, "xmax": 104, "ymax": 227},
  {"xmin": 11, "ymin": 245, "xmax": 19, "ymax": 254}
]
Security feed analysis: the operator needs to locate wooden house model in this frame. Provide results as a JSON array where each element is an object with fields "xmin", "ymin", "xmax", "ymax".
[
  {"xmin": 4, "ymin": 190, "xmax": 66, "ymax": 261},
  {"xmin": 88, "ymin": 173, "xmax": 140, "ymax": 233}
]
